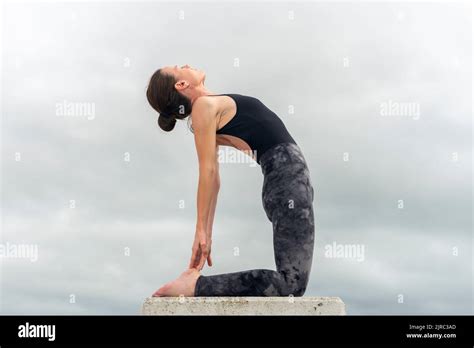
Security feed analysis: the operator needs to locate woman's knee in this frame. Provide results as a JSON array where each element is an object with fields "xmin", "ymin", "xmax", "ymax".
[
  {"xmin": 279, "ymin": 274, "xmax": 309, "ymax": 297},
  {"xmin": 278, "ymin": 284, "xmax": 307, "ymax": 297},
  {"xmin": 290, "ymin": 282, "xmax": 308, "ymax": 297}
]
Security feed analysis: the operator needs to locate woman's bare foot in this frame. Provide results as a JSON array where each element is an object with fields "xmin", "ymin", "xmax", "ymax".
[{"xmin": 152, "ymin": 268, "xmax": 201, "ymax": 297}]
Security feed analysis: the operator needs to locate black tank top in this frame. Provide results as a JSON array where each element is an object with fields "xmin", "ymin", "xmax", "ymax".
[{"xmin": 212, "ymin": 93, "xmax": 297, "ymax": 164}]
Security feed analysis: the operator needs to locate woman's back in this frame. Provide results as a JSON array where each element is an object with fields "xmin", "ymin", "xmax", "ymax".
[{"xmin": 211, "ymin": 93, "xmax": 297, "ymax": 164}]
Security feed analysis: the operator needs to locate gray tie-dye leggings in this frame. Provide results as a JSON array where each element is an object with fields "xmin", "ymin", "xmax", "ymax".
[{"xmin": 194, "ymin": 142, "xmax": 315, "ymax": 296}]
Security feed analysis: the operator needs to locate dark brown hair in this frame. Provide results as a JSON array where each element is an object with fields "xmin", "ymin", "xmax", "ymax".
[{"xmin": 146, "ymin": 68, "xmax": 193, "ymax": 132}]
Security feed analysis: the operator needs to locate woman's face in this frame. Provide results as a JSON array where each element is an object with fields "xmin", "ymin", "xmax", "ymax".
[{"xmin": 162, "ymin": 64, "xmax": 206, "ymax": 91}]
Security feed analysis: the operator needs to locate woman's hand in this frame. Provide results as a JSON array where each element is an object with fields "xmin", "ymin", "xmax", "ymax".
[{"xmin": 189, "ymin": 231, "xmax": 213, "ymax": 271}]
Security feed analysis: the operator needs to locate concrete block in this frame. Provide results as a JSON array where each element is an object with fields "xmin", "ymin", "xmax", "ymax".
[{"xmin": 141, "ymin": 297, "xmax": 346, "ymax": 315}]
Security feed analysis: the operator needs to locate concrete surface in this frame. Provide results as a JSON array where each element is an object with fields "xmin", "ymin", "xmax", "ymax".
[{"xmin": 141, "ymin": 296, "xmax": 346, "ymax": 315}]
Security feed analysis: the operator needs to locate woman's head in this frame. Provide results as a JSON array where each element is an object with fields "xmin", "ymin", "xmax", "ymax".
[{"xmin": 146, "ymin": 64, "xmax": 206, "ymax": 132}]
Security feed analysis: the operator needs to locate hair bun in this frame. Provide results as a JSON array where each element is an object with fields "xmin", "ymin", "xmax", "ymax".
[
  {"xmin": 158, "ymin": 113, "xmax": 177, "ymax": 132},
  {"xmin": 160, "ymin": 111, "xmax": 174, "ymax": 119}
]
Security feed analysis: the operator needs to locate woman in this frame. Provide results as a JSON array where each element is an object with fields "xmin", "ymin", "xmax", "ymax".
[{"xmin": 146, "ymin": 64, "xmax": 315, "ymax": 297}]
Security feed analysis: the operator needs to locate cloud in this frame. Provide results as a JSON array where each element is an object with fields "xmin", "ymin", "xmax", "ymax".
[{"xmin": 1, "ymin": 1, "xmax": 471, "ymax": 314}]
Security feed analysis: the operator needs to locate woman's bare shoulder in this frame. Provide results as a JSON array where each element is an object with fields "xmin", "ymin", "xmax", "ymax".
[{"xmin": 191, "ymin": 96, "xmax": 220, "ymax": 128}]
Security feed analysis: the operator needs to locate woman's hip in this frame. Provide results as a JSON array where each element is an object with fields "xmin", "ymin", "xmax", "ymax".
[
  {"xmin": 261, "ymin": 143, "xmax": 314, "ymax": 219},
  {"xmin": 260, "ymin": 142, "xmax": 308, "ymax": 176}
]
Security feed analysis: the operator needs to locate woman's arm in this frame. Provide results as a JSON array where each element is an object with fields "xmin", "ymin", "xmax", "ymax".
[
  {"xmin": 189, "ymin": 98, "xmax": 219, "ymax": 270},
  {"xmin": 206, "ymin": 145, "xmax": 220, "ymax": 239},
  {"xmin": 203, "ymin": 146, "xmax": 220, "ymax": 267}
]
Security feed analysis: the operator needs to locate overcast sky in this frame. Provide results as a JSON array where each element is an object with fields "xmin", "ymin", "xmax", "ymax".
[{"xmin": 0, "ymin": 0, "xmax": 472, "ymax": 315}]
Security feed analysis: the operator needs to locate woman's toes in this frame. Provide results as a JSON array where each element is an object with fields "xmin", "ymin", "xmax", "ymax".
[
  {"xmin": 152, "ymin": 288, "xmax": 163, "ymax": 297},
  {"xmin": 152, "ymin": 284, "xmax": 169, "ymax": 297}
]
